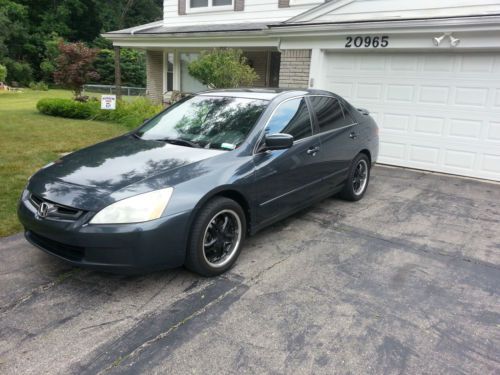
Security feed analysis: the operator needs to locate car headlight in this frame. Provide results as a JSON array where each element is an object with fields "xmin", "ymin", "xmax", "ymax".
[{"xmin": 89, "ymin": 187, "xmax": 174, "ymax": 224}]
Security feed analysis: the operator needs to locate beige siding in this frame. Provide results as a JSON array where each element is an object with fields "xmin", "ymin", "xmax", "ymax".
[
  {"xmin": 279, "ymin": 49, "xmax": 311, "ymax": 89},
  {"xmin": 146, "ymin": 51, "xmax": 163, "ymax": 104}
]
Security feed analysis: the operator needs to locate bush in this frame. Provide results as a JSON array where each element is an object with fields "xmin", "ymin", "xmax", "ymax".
[
  {"xmin": 94, "ymin": 97, "xmax": 162, "ymax": 128},
  {"xmin": 36, "ymin": 96, "xmax": 163, "ymax": 129},
  {"xmin": 37, "ymin": 98, "xmax": 96, "ymax": 119},
  {"xmin": 29, "ymin": 81, "xmax": 49, "ymax": 91},
  {"xmin": 188, "ymin": 48, "xmax": 258, "ymax": 88},
  {"xmin": 4, "ymin": 59, "xmax": 32, "ymax": 86},
  {"xmin": 0, "ymin": 64, "xmax": 7, "ymax": 82}
]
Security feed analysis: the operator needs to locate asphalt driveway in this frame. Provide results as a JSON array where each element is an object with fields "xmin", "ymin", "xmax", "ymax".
[{"xmin": 1, "ymin": 165, "xmax": 499, "ymax": 374}]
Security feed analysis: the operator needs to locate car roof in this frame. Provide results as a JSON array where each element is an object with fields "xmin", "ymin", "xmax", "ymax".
[{"xmin": 196, "ymin": 88, "xmax": 335, "ymax": 101}]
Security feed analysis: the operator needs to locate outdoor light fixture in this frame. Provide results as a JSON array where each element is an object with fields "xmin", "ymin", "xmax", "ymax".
[
  {"xmin": 433, "ymin": 33, "xmax": 460, "ymax": 47},
  {"xmin": 449, "ymin": 35, "xmax": 461, "ymax": 47},
  {"xmin": 433, "ymin": 33, "xmax": 447, "ymax": 46}
]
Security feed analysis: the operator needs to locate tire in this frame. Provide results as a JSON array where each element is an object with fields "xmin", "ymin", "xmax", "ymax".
[
  {"xmin": 185, "ymin": 197, "xmax": 246, "ymax": 277},
  {"xmin": 339, "ymin": 153, "xmax": 371, "ymax": 201}
]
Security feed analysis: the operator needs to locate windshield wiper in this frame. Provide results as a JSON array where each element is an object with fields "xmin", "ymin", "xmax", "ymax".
[{"xmin": 155, "ymin": 137, "xmax": 201, "ymax": 148}]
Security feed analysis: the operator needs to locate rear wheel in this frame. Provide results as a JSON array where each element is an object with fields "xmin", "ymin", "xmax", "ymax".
[
  {"xmin": 185, "ymin": 197, "xmax": 246, "ymax": 277},
  {"xmin": 339, "ymin": 153, "xmax": 371, "ymax": 201}
]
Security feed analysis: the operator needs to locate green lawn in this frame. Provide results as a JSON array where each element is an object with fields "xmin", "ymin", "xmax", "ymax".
[{"xmin": 0, "ymin": 89, "xmax": 128, "ymax": 237}]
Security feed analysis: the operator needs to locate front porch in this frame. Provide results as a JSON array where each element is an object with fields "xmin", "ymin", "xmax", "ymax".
[{"xmin": 145, "ymin": 48, "xmax": 282, "ymax": 103}]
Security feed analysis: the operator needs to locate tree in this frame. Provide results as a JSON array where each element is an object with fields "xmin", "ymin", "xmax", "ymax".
[
  {"xmin": 93, "ymin": 48, "xmax": 146, "ymax": 87},
  {"xmin": 53, "ymin": 42, "xmax": 100, "ymax": 98},
  {"xmin": 188, "ymin": 49, "xmax": 258, "ymax": 89},
  {"xmin": 0, "ymin": 64, "xmax": 7, "ymax": 82}
]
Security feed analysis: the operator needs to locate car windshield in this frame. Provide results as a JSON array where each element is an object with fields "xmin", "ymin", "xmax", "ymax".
[{"xmin": 136, "ymin": 95, "xmax": 268, "ymax": 150}]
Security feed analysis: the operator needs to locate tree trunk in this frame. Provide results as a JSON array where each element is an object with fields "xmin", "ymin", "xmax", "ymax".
[{"xmin": 114, "ymin": 46, "xmax": 122, "ymax": 100}]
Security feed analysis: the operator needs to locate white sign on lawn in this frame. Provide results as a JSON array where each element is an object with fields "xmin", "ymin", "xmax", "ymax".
[{"xmin": 101, "ymin": 95, "xmax": 116, "ymax": 110}]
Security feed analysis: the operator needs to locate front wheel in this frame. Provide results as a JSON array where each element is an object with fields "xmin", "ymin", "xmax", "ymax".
[
  {"xmin": 185, "ymin": 197, "xmax": 246, "ymax": 277},
  {"xmin": 339, "ymin": 153, "xmax": 371, "ymax": 201}
]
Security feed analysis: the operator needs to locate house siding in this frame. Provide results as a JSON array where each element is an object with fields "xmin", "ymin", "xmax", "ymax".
[
  {"xmin": 163, "ymin": 0, "xmax": 322, "ymax": 26},
  {"xmin": 279, "ymin": 49, "xmax": 311, "ymax": 89},
  {"xmin": 146, "ymin": 50, "xmax": 163, "ymax": 103}
]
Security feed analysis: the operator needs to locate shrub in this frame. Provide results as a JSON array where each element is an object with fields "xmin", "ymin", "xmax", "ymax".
[
  {"xmin": 4, "ymin": 59, "xmax": 33, "ymax": 86},
  {"xmin": 36, "ymin": 96, "xmax": 163, "ymax": 129},
  {"xmin": 54, "ymin": 42, "xmax": 100, "ymax": 98},
  {"xmin": 37, "ymin": 98, "xmax": 96, "ymax": 119},
  {"xmin": 94, "ymin": 97, "xmax": 163, "ymax": 128},
  {"xmin": 188, "ymin": 48, "xmax": 258, "ymax": 89},
  {"xmin": 0, "ymin": 64, "xmax": 7, "ymax": 82},
  {"xmin": 29, "ymin": 81, "xmax": 49, "ymax": 91}
]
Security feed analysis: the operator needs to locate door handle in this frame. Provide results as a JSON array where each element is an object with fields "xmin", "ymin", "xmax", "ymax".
[
  {"xmin": 306, "ymin": 146, "xmax": 320, "ymax": 155},
  {"xmin": 349, "ymin": 132, "xmax": 358, "ymax": 139}
]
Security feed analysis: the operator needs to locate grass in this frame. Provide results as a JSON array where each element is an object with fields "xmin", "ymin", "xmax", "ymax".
[{"xmin": 0, "ymin": 89, "xmax": 128, "ymax": 237}]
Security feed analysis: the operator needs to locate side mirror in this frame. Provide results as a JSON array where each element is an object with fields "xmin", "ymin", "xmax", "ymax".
[{"xmin": 263, "ymin": 133, "xmax": 294, "ymax": 151}]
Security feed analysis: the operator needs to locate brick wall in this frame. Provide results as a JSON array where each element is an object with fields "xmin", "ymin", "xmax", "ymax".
[
  {"xmin": 278, "ymin": 49, "xmax": 311, "ymax": 89},
  {"xmin": 146, "ymin": 50, "xmax": 163, "ymax": 104}
]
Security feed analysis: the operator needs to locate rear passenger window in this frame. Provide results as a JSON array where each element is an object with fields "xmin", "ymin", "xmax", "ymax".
[
  {"xmin": 265, "ymin": 98, "xmax": 312, "ymax": 141},
  {"xmin": 309, "ymin": 96, "xmax": 353, "ymax": 133}
]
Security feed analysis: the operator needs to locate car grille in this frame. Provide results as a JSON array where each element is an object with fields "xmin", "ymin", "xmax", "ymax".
[
  {"xmin": 27, "ymin": 231, "xmax": 84, "ymax": 261},
  {"xmin": 29, "ymin": 193, "xmax": 85, "ymax": 221}
]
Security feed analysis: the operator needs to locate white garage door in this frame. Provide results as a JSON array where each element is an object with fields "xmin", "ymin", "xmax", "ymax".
[{"xmin": 320, "ymin": 52, "xmax": 500, "ymax": 181}]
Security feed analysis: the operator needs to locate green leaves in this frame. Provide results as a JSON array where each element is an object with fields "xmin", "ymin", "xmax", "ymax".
[
  {"xmin": 0, "ymin": 64, "xmax": 7, "ymax": 82},
  {"xmin": 188, "ymin": 49, "xmax": 259, "ymax": 89}
]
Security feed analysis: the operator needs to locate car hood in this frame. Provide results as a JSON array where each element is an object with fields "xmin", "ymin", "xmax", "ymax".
[{"xmin": 29, "ymin": 134, "xmax": 225, "ymax": 210}]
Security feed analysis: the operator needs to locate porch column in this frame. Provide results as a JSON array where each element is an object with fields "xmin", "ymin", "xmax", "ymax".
[
  {"xmin": 278, "ymin": 49, "xmax": 312, "ymax": 89},
  {"xmin": 146, "ymin": 50, "xmax": 164, "ymax": 104},
  {"xmin": 114, "ymin": 46, "xmax": 122, "ymax": 100}
]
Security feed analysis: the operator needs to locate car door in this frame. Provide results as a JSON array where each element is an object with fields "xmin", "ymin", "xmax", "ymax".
[
  {"xmin": 308, "ymin": 95, "xmax": 359, "ymax": 191},
  {"xmin": 253, "ymin": 97, "xmax": 323, "ymax": 225}
]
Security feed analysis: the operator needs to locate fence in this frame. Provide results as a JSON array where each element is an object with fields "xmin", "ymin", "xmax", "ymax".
[{"xmin": 82, "ymin": 84, "xmax": 146, "ymax": 97}]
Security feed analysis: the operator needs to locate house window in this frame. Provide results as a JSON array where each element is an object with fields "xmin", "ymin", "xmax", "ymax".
[
  {"xmin": 189, "ymin": 0, "xmax": 232, "ymax": 9},
  {"xmin": 166, "ymin": 53, "xmax": 174, "ymax": 92}
]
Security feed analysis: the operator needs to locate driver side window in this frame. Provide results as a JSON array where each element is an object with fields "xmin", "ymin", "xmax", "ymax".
[{"xmin": 265, "ymin": 98, "xmax": 313, "ymax": 142}]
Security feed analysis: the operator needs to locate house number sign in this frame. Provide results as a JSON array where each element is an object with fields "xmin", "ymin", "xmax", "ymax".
[{"xmin": 345, "ymin": 36, "xmax": 390, "ymax": 48}]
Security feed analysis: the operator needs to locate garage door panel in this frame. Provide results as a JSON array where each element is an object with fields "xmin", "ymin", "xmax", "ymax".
[
  {"xmin": 423, "ymin": 54, "xmax": 455, "ymax": 72},
  {"xmin": 460, "ymin": 55, "xmax": 495, "ymax": 73},
  {"xmin": 448, "ymin": 119, "xmax": 482, "ymax": 140},
  {"xmin": 488, "ymin": 121, "xmax": 500, "ymax": 142},
  {"xmin": 482, "ymin": 154, "xmax": 500, "ymax": 174},
  {"xmin": 494, "ymin": 90, "xmax": 500, "ymax": 107},
  {"xmin": 383, "ymin": 113, "xmax": 410, "ymax": 131},
  {"xmin": 356, "ymin": 83, "xmax": 382, "ymax": 100},
  {"xmin": 454, "ymin": 87, "xmax": 488, "ymax": 107},
  {"xmin": 419, "ymin": 86, "xmax": 450, "ymax": 104},
  {"xmin": 321, "ymin": 52, "xmax": 500, "ymax": 181},
  {"xmin": 414, "ymin": 116, "xmax": 445, "ymax": 136},
  {"xmin": 444, "ymin": 150, "xmax": 476, "ymax": 170},
  {"xmin": 386, "ymin": 84, "xmax": 414, "ymax": 102}
]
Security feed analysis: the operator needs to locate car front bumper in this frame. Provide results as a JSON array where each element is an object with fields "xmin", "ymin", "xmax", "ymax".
[{"xmin": 18, "ymin": 196, "xmax": 191, "ymax": 273}]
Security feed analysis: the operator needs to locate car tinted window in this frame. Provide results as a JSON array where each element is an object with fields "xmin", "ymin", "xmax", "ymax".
[
  {"xmin": 137, "ymin": 96, "xmax": 268, "ymax": 150},
  {"xmin": 265, "ymin": 98, "xmax": 312, "ymax": 141},
  {"xmin": 309, "ymin": 96, "xmax": 353, "ymax": 133}
]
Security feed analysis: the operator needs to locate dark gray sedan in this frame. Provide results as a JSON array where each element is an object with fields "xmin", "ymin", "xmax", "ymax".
[{"xmin": 18, "ymin": 89, "xmax": 379, "ymax": 276}]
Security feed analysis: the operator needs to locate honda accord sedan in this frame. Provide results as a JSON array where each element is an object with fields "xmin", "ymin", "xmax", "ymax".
[{"xmin": 18, "ymin": 89, "xmax": 379, "ymax": 276}]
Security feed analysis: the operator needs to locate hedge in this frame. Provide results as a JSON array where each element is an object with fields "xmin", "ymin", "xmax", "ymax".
[
  {"xmin": 37, "ymin": 97, "xmax": 163, "ymax": 129},
  {"xmin": 37, "ymin": 98, "xmax": 95, "ymax": 119}
]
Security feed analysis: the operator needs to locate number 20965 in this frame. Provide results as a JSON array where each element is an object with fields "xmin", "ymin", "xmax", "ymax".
[{"xmin": 345, "ymin": 36, "xmax": 389, "ymax": 48}]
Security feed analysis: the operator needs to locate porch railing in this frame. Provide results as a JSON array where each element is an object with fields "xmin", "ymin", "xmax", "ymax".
[{"xmin": 82, "ymin": 84, "xmax": 146, "ymax": 96}]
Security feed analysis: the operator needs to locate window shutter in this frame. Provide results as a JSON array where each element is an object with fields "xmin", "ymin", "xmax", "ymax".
[
  {"xmin": 178, "ymin": 0, "xmax": 186, "ymax": 15},
  {"xmin": 278, "ymin": 0, "xmax": 290, "ymax": 8},
  {"xmin": 234, "ymin": 0, "xmax": 244, "ymax": 11}
]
